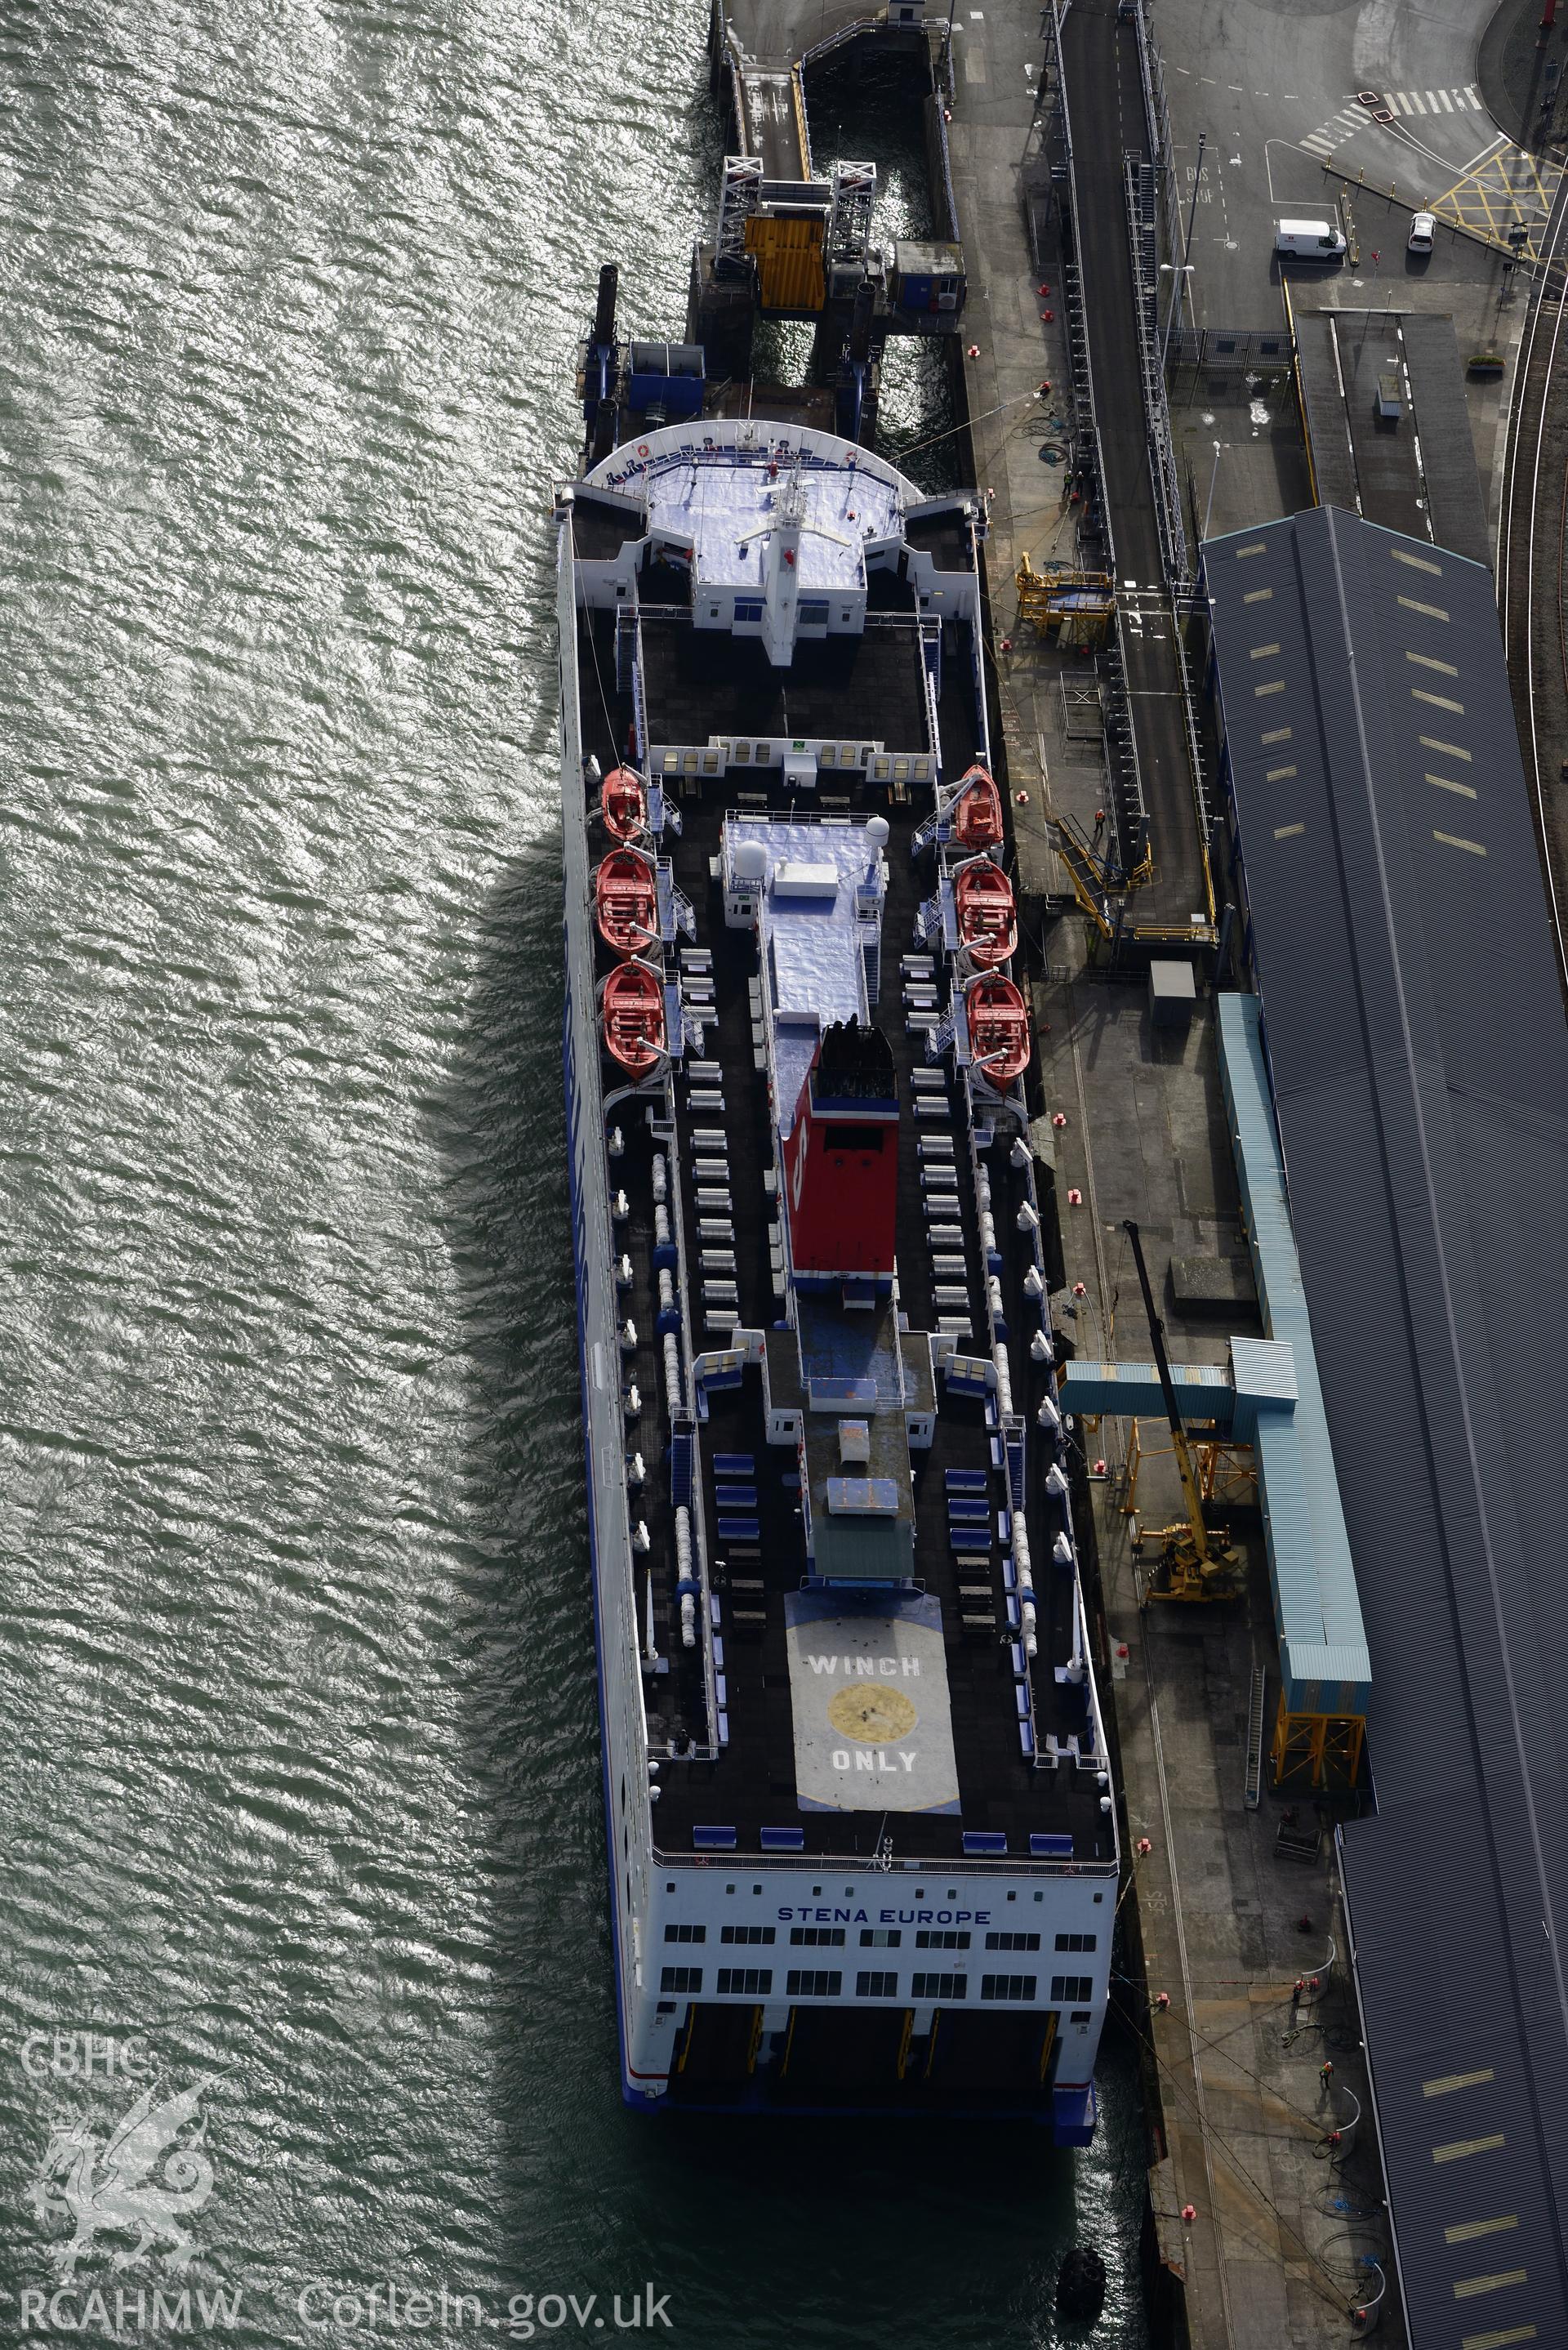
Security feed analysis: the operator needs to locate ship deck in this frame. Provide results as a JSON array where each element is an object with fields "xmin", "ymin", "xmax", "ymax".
[{"xmin": 577, "ymin": 605, "xmax": 1111, "ymax": 1870}]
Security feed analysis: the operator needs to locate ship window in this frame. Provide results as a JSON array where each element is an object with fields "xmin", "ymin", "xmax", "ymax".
[
  {"xmin": 1050, "ymin": 1975, "xmax": 1094, "ymax": 2003},
  {"xmin": 860, "ymin": 1929, "xmax": 901, "ymax": 1947},
  {"xmin": 799, "ymin": 600, "xmax": 829, "ymax": 625},
  {"xmin": 1054, "ymin": 1932, "xmax": 1097, "ymax": 1952},
  {"xmin": 986, "ymin": 1931, "xmax": 1040, "ymax": 1951},
  {"xmin": 721, "ymin": 1924, "xmax": 775, "ymax": 1945},
  {"xmin": 911, "ymin": 1972, "xmax": 967, "ymax": 2000},
  {"xmin": 660, "ymin": 1967, "xmax": 702, "ymax": 1994},
  {"xmin": 822, "ymin": 1126, "xmax": 885, "ymax": 1153},
  {"xmin": 856, "ymin": 1971, "xmax": 898, "ymax": 1998},
  {"xmin": 786, "ymin": 1969, "xmax": 843, "ymax": 1997},
  {"xmin": 1071, "ymin": 2010, "xmax": 1093, "ymax": 2023},
  {"xmin": 790, "ymin": 1926, "xmax": 845, "ymax": 1946},
  {"xmin": 735, "ymin": 600, "xmax": 763, "ymax": 624},
  {"xmin": 915, "ymin": 1929, "xmax": 970, "ymax": 1951},
  {"xmin": 981, "ymin": 1973, "xmax": 1038, "ymax": 2002},
  {"xmin": 709, "ymin": 606, "xmax": 720, "ymax": 620},
  {"xmin": 717, "ymin": 1968, "xmax": 773, "ymax": 1995},
  {"xmin": 664, "ymin": 1923, "xmax": 706, "ymax": 1943},
  {"xmin": 656, "ymin": 2001, "xmax": 677, "ymax": 2015}
]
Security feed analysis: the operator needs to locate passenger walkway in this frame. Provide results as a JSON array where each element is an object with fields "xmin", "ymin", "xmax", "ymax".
[{"xmin": 1054, "ymin": 0, "xmax": 1213, "ymax": 937}]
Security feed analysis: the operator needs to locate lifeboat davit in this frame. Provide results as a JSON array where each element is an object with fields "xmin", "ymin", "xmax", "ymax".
[
  {"xmin": 954, "ymin": 860, "xmax": 1017, "ymax": 968},
  {"xmin": 595, "ymin": 846, "xmax": 659, "ymax": 956},
  {"xmin": 602, "ymin": 961, "xmax": 666, "ymax": 1077},
  {"xmin": 950, "ymin": 764, "xmax": 1004, "ymax": 851},
  {"xmin": 600, "ymin": 765, "xmax": 647, "ymax": 843},
  {"xmin": 966, "ymin": 974, "xmax": 1031, "ymax": 1092}
]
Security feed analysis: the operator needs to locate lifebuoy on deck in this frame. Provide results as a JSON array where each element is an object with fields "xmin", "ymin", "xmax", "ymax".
[{"xmin": 636, "ymin": 441, "xmax": 650, "ymax": 457}]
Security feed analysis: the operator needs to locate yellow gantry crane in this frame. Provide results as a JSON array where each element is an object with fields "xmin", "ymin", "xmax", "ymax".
[
  {"xmin": 1122, "ymin": 1220, "xmax": 1245, "ymax": 1606},
  {"xmin": 1015, "ymin": 551, "xmax": 1116, "ymax": 648}
]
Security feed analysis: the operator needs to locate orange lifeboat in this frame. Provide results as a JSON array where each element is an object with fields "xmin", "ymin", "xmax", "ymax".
[
  {"xmin": 953, "ymin": 860, "xmax": 1017, "ymax": 968},
  {"xmin": 595, "ymin": 847, "xmax": 659, "ymax": 956},
  {"xmin": 950, "ymin": 764, "xmax": 1004, "ymax": 851},
  {"xmin": 966, "ymin": 974, "xmax": 1031, "ymax": 1092},
  {"xmin": 600, "ymin": 765, "xmax": 647, "ymax": 843},
  {"xmin": 602, "ymin": 961, "xmax": 666, "ymax": 1077}
]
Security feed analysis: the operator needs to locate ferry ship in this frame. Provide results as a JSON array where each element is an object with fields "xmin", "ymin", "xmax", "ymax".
[{"xmin": 555, "ymin": 273, "xmax": 1116, "ymax": 2129}]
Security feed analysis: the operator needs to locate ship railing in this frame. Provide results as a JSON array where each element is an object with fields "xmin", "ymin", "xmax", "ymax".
[
  {"xmin": 929, "ymin": 986, "xmax": 1059, "ymax": 1772},
  {"xmin": 626, "ymin": 604, "xmax": 652, "ymax": 769},
  {"xmin": 966, "ymin": 620, "xmax": 991, "ymax": 773},
  {"xmin": 604, "ymin": 435, "xmax": 908, "ymax": 488},
  {"xmin": 920, "ymin": 647, "xmax": 942, "ymax": 777},
  {"xmin": 800, "ymin": 12, "xmax": 882, "ymax": 67},
  {"xmin": 652, "ymin": 1842, "xmax": 1118, "ymax": 1875},
  {"xmin": 647, "ymin": 1096, "xmax": 723, "ymax": 1750},
  {"xmin": 930, "ymin": 71, "xmax": 960, "ymax": 243},
  {"xmin": 559, "ymin": 541, "xmax": 668, "ymax": 1975}
]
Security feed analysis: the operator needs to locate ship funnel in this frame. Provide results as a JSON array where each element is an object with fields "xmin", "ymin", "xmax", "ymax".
[{"xmin": 781, "ymin": 1019, "xmax": 899, "ymax": 1283}]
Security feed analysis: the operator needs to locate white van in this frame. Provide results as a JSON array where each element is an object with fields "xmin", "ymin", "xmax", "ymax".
[{"xmin": 1275, "ymin": 217, "xmax": 1347, "ymax": 260}]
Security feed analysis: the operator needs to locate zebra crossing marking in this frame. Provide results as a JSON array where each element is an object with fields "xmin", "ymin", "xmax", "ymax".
[
  {"xmin": 1390, "ymin": 86, "xmax": 1482, "ymax": 116},
  {"xmin": 1302, "ymin": 103, "xmax": 1373, "ymax": 156}
]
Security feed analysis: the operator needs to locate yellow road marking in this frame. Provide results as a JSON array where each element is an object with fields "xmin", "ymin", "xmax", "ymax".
[{"xmin": 1427, "ymin": 142, "xmax": 1563, "ymax": 261}]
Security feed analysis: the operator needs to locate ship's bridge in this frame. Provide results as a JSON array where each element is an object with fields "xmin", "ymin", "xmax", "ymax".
[
  {"xmin": 644, "ymin": 448, "xmax": 900, "ymax": 597},
  {"xmin": 568, "ymin": 422, "xmax": 981, "ymax": 665}
]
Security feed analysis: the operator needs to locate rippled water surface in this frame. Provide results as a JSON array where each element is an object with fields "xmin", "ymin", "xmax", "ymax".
[{"xmin": 0, "ymin": 4, "xmax": 1148, "ymax": 2342}]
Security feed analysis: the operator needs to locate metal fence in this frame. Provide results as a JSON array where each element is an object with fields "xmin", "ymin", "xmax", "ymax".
[{"xmin": 1124, "ymin": 153, "xmax": 1191, "ymax": 591}]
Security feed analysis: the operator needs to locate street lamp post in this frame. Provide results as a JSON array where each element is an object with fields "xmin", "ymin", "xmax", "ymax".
[
  {"xmin": 1160, "ymin": 130, "xmax": 1206, "ymax": 371},
  {"xmin": 1202, "ymin": 439, "xmax": 1228, "ymax": 540}
]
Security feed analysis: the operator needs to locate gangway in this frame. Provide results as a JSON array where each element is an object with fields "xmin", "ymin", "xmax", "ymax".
[{"xmin": 1043, "ymin": 0, "xmax": 1215, "ymax": 943}]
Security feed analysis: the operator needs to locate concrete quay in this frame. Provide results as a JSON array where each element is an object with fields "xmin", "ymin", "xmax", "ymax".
[
  {"xmin": 1036, "ymin": 945, "xmax": 1396, "ymax": 2348},
  {"xmin": 947, "ymin": 11, "xmax": 1399, "ymax": 2347}
]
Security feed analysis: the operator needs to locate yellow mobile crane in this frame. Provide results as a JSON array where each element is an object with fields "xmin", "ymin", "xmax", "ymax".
[{"xmin": 1122, "ymin": 1220, "xmax": 1246, "ymax": 1606}]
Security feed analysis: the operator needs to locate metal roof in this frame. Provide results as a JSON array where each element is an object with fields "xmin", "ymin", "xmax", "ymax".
[
  {"xmin": 1208, "ymin": 504, "xmax": 1568, "ymax": 2349},
  {"xmin": 1217, "ymin": 993, "xmax": 1370, "ymax": 1715}
]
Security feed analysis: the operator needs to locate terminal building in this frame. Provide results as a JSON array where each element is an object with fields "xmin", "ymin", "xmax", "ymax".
[{"xmin": 1202, "ymin": 502, "xmax": 1568, "ymax": 2348}]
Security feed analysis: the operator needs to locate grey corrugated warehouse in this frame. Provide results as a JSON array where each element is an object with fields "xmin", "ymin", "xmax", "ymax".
[{"xmin": 1206, "ymin": 503, "xmax": 1568, "ymax": 2349}]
